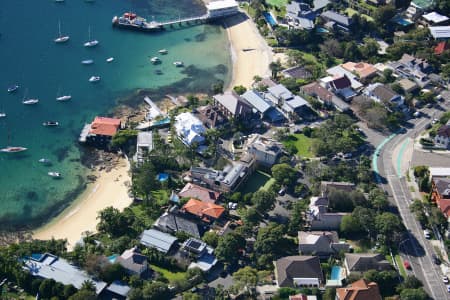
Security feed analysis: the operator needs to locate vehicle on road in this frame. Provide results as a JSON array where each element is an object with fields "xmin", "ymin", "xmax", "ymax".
[
  {"xmin": 424, "ymin": 229, "xmax": 431, "ymax": 239},
  {"xmin": 432, "ymin": 118, "xmax": 439, "ymax": 125},
  {"xmin": 425, "ymin": 123, "xmax": 432, "ymax": 130},
  {"xmin": 443, "ymin": 276, "xmax": 449, "ymax": 284},
  {"xmin": 278, "ymin": 188, "xmax": 286, "ymax": 196},
  {"xmin": 403, "ymin": 260, "xmax": 411, "ymax": 270},
  {"xmin": 447, "ymin": 285, "xmax": 450, "ymax": 293},
  {"xmin": 432, "ymin": 254, "xmax": 441, "ymax": 265},
  {"xmin": 413, "ymin": 111, "xmax": 421, "ymax": 118}
]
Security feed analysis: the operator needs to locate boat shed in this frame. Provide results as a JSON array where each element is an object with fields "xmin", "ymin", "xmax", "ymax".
[{"xmin": 140, "ymin": 229, "xmax": 178, "ymax": 253}]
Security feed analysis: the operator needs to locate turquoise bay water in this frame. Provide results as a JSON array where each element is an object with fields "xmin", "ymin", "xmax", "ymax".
[{"xmin": 0, "ymin": 0, "xmax": 231, "ymax": 228}]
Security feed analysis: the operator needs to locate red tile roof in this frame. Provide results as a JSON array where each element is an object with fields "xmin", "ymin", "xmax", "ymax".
[
  {"xmin": 336, "ymin": 279, "xmax": 382, "ymax": 300},
  {"xmin": 438, "ymin": 199, "xmax": 450, "ymax": 217},
  {"xmin": 183, "ymin": 198, "xmax": 225, "ymax": 220},
  {"xmin": 435, "ymin": 41, "xmax": 450, "ymax": 55},
  {"xmin": 89, "ymin": 117, "xmax": 121, "ymax": 136},
  {"xmin": 179, "ymin": 183, "xmax": 221, "ymax": 203}
]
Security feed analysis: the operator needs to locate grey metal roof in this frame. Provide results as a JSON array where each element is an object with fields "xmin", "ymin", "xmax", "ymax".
[
  {"xmin": 321, "ymin": 11, "xmax": 351, "ymax": 26},
  {"xmin": 242, "ymin": 90, "xmax": 272, "ymax": 113},
  {"xmin": 268, "ymin": 84, "xmax": 294, "ymax": 100},
  {"xmin": 106, "ymin": 281, "xmax": 131, "ymax": 297},
  {"xmin": 429, "ymin": 26, "xmax": 450, "ymax": 39},
  {"xmin": 286, "ymin": 96, "xmax": 308, "ymax": 109},
  {"xmin": 313, "ymin": 0, "xmax": 330, "ymax": 11},
  {"xmin": 24, "ymin": 253, "xmax": 107, "ymax": 294},
  {"xmin": 137, "ymin": 131, "xmax": 153, "ymax": 148},
  {"xmin": 213, "ymin": 92, "xmax": 240, "ymax": 115},
  {"xmin": 140, "ymin": 229, "xmax": 177, "ymax": 253}
]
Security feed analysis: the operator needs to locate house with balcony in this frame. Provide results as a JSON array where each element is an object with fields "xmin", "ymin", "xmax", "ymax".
[
  {"xmin": 79, "ymin": 116, "xmax": 122, "ymax": 147},
  {"xmin": 116, "ymin": 247, "xmax": 152, "ymax": 279},
  {"xmin": 213, "ymin": 91, "xmax": 252, "ymax": 120},
  {"xmin": 431, "ymin": 177, "xmax": 450, "ymax": 219},
  {"xmin": 302, "ymin": 82, "xmax": 350, "ymax": 111},
  {"xmin": 181, "ymin": 198, "xmax": 226, "ymax": 223},
  {"xmin": 285, "ymin": 1, "xmax": 316, "ymax": 30},
  {"xmin": 341, "ymin": 62, "xmax": 378, "ymax": 83},
  {"xmin": 389, "ymin": 54, "xmax": 432, "ymax": 87},
  {"xmin": 181, "ymin": 238, "xmax": 218, "ymax": 272},
  {"xmin": 174, "ymin": 112, "xmax": 206, "ymax": 146},
  {"xmin": 307, "ymin": 196, "xmax": 348, "ymax": 230},
  {"xmin": 241, "ymin": 90, "xmax": 285, "ymax": 123},
  {"xmin": 245, "ymin": 134, "xmax": 284, "ymax": 167}
]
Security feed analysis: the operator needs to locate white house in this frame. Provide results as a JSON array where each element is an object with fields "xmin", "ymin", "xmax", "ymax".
[
  {"xmin": 174, "ymin": 112, "xmax": 206, "ymax": 146},
  {"xmin": 246, "ymin": 134, "xmax": 283, "ymax": 167}
]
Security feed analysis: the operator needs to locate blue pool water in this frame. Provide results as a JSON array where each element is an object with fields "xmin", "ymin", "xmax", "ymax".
[
  {"xmin": 263, "ymin": 12, "xmax": 277, "ymax": 26},
  {"xmin": 393, "ymin": 16, "xmax": 413, "ymax": 26},
  {"xmin": 108, "ymin": 254, "xmax": 118, "ymax": 263},
  {"xmin": 158, "ymin": 173, "xmax": 169, "ymax": 182},
  {"xmin": 316, "ymin": 27, "xmax": 329, "ymax": 33},
  {"xmin": 331, "ymin": 266, "xmax": 342, "ymax": 280}
]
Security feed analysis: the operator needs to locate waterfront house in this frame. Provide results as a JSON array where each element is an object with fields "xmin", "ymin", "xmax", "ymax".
[
  {"xmin": 24, "ymin": 253, "xmax": 107, "ymax": 295},
  {"xmin": 79, "ymin": 116, "xmax": 121, "ymax": 147},
  {"xmin": 434, "ymin": 124, "xmax": 450, "ymax": 149},
  {"xmin": 213, "ymin": 91, "xmax": 252, "ymax": 120},
  {"xmin": 435, "ymin": 41, "xmax": 450, "ymax": 55},
  {"xmin": 116, "ymin": 247, "xmax": 151, "ymax": 278},
  {"xmin": 364, "ymin": 83, "xmax": 404, "ymax": 107},
  {"xmin": 181, "ymin": 198, "xmax": 226, "ymax": 223},
  {"xmin": 336, "ymin": 279, "xmax": 382, "ymax": 300},
  {"xmin": 206, "ymin": 0, "xmax": 239, "ymax": 18},
  {"xmin": 285, "ymin": 1, "xmax": 316, "ymax": 30},
  {"xmin": 154, "ymin": 206, "xmax": 206, "ymax": 238},
  {"xmin": 133, "ymin": 131, "xmax": 153, "ymax": 166},
  {"xmin": 195, "ymin": 105, "xmax": 226, "ymax": 129},
  {"xmin": 174, "ymin": 112, "xmax": 206, "ymax": 146},
  {"xmin": 245, "ymin": 134, "xmax": 284, "ymax": 167},
  {"xmin": 274, "ymin": 256, "xmax": 324, "ymax": 288},
  {"xmin": 179, "ymin": 183, "xmax": 222, "ymax": 203},
  {"xmin": 181, "ymin": 238, "xmax": 218, "ymax": 272},
  {"xmin": 282, "ymin": 66, "xmax": 313, "ymax": 80},
  {"xmin": 326, "ymin": 65, "xmax": 364, "ymax": 91},
  {"xmin": 241, "ymin": 90, "xmax": 285, "ymax": 123},
  {"xmin": 267, "ymin": 84, "xmax": 294, "ymax": 105},
  {"xmin": 298, "ymin": 231, "xmax": 350, "ymax": 258},
  {"xmin": 320, "ymin": 11, "xmax": 353, "ymax": 31},
  {"xmin": 140, "ymin": 228, "xmax": 178, "ymax": 254},
  {"xmin": 344, "ymin": 253, "xmax": 392, "ymax": 274},
  {"xmin": 190, "ymin": 162, "xmax": 253, "ymax": 193}
]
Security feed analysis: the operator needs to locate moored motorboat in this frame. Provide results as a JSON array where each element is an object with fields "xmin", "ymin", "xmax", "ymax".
[
  {"xmin": 23, "ymin": 99, "xmax": 39, "ymax": 105},
  {"xmin": 39, "ymin": 158, "xmax": 51, "ymax": 164},
  {"xmin": 0, "ymin": 146, "xmax": 27, "ymax": 153},
  {"xmin": 173, "ymin": 61, "xmax": 184, "ymax": 67},
  {"xmin": 154, "ymin": 69, "xmax": 163, "ymax": 75},
  {"xmin": 106, "ymin": 57, "xmax": 114, "ymax": 62},
  {"xmin": 84, "ymin": 40, "xmax": 99, "ymax": 47},
  {"xmin": 7, "ymin": 85, "xmax": 19, "ymax": 93},
  {"xmin": 81, "ymin": 59, "xmax": 94, "ymax": 65},
  {"xmin": 43, "ymin": 121, "xmax": 59, "ymax": 127},
  {"xmin": 158, "ymin": 49, "xmax": 168, "ymax": 55},
  {"xmin": 56, "ymin": 95, "xmax": 72, "ymax": 101},
  {"xmin": 150, "ymin": 57, "xmax": 161, "ymax": 64},
  {"xmin": 89, "ymin": 76, "xmax": 101, "ymax": 82},
  {"xmin": 0, "ymin": 113, "xmax": 6, "ymax": 118},
  {"xmin": 48, "ymin": 172, "xmax": 62, "ymax": 178}
]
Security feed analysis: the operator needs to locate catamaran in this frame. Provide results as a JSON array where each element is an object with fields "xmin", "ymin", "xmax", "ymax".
[
  {"xmin": 54, "ymin": 21, "xmax": 69, "ymax": 43},
  {"xmin": 84, "ymin": 26, "xmax": 99, "ymax": 47}
]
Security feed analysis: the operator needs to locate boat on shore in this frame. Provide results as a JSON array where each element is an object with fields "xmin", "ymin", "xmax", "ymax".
[
  {"xmin": 23, "ymin": 99, "xmax": 39, "ymax": 105},
  {"xmin": 106, "ymin": 57, "xmax": 114, "ymax": 62},
  {"xmin": 0, "ymin": 146, "xmax": 27, "ymax": 153},
  {"xmin": 158, "ymin": 49, "xmax": 168, "ymax": 55},
  {"xmin": 39, "ymin": 158, "xmax": 51, "ymax": 164},
  {"xmin": 7, "ymin": 85, "xmax": 19, "ymax": 93},
  {"xmin": 54, "ymin": 21, "xmax": 69, "ymax": 43},
  {"xmin": 89, "ymin": 76, "xmax": 101, "ymax": 82},
  {"xmin": 173, "ymin": 61, "xmax": 184, "ymax": 67},
  {"xmin": 43, "ymin": 121, "xmax": 59, "ymax": 127},
  {"xmin": 56, "ymin": 95, "xmax": 71, "ymax": 101},
  {"xmin": 112, "ymin": 12, "xmax": 163, "ymax": 32},
  {"xmin": 82, "ymin": 59, "xmax": 94, "ymax": 65},
  {"xmin": 48, "ymin": 172, "xmax": 62, "ymax": 178}
]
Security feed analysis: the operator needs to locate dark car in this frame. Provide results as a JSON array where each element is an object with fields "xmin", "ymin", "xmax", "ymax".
[
  {"xmin": 432, "ymin": 254, "xmax": 441, "ymax": 265},
  {"xmin": 425, "ymin": 123, "xmax": 432, "ymax": 130}
]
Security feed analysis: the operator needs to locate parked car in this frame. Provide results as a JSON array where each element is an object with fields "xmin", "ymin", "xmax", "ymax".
[
  {"xmin": 403, "ymin": 260, "xmax": 411, "ymax": 270},
  {"xmin": 425, "ymin": 123, "xmax": 432, "ymax": 130},
  {"xmin": 413, "ymin": 111, "xmax": 421, "ymax": 118},
  {"xmin": 424, "ymin": 229, "xmax": 431, "ymax": 239},
  {"xmin": 432, "ymin": 118, "xmax": 439, "ymax": 125},
  {"xmin": 432, "ymin": 254, "xmax": 441, "ymax": 265},
  {"xmin": 447, "ymin": 285, "xmax": 450, "ymax": 293},
  {"xmin": 443, "ymin": 276, "xmax": 449, "ymax": 284},
  {"xmin": 278, "ymin": 188, "xmax": 286, "ymax": 196}
]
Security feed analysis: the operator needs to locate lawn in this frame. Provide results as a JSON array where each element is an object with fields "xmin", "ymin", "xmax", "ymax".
[
  {"xmin": 266, "ymin": 0, "xmax": 288, "ymax": 8},
  {"xmin": 395, "ymin": 255, "xmax": 407, "ymax": 278},
  {"xmin": 152, "ymin": 189, "xmax": 169, "ymax": 206},
  {"xmin": 282, "ymin": 134, "xmax": 316, "ymax": 158},
  {"xmin": 239, "ymin": 170, "xmax": 274, "ymax": 194},
  {"xmin": 150, "ymin": 264, "xmax": 186, "ymax": 282},
  {"xmin": 345, "ymin": 8, "xmax": 374, "ymax": 22}
]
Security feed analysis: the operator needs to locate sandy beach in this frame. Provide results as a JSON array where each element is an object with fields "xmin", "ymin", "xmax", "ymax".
[
  {"xmin": 223, "ymin": 12, "xmax": 273, "ymax": 89},
  {"xmin": 33, "ymin": 157, "xmax": 133, "ymax": 249}
]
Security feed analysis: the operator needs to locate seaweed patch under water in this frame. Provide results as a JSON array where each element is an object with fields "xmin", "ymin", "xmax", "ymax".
[{"xmin": 53, "ymin": 146, "xmax": 70, "ymax": 163}]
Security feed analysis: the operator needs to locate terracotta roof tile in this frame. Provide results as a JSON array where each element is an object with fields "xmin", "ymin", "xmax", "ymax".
[
  {"xmin": 179, "ymin": 183, "xmax": 221, "ymax": 203},
  {"xmin": 89, "ymin": 117, "xmax": 121, "ymax": 136},
  {"xmin": 182, "ymin": 198, "xmax": 225, "ymax": 220},
  {"xmin": 336, "ymin": 279, "xmax": 382, "ymax": 300}
]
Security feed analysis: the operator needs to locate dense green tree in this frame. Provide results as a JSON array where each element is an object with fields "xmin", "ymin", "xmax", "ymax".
[
  {"xmin": 360, "ymin": 38, "xmax": 380, "ymax": 59},
  {"xmin": 269, "ymin": 60, "xmax": 283, "ymax": 79},
  {"xmin": 271, "ymin": 163, "xmax": 298, "ymax": 187},
  {"xmin": 100, "ymin": 263, "xmax": 126, "ymax": 284},
  {"xmin": 141, "ymin": 281, "xmax": 170, "ymax": 300},
  {"xmin": 375, "ymin": 212, "xmax": 404, "ymax": 244},
  {"xmin": 374, "ymin": 5, "xmax": 396, "ymax": 25},
  {"xmin": 216, "ymin": 232, "xmax": 246, "ymax": 264},
  {"xmin": 340, "ymin": 215, "xmax": 364, "ymax": 237},
  {"xmin": 368, "ymin": 188, "xmax": 389, "ymax": 211},
  {"xmin": 399, "ymin": 288, "xmax": 428, "ymax": 300},
  {"xmin": 240, "ymin": 207, "xmax": 261, "ymax": 226},
  {"xmin": 343, "ymin": 41, "xmax": 361, "ymax": 61},
  {"xmin": 288, "ymin": 200, "xmax": 308, "ymax": 235},
  {"xmin": 68, "ymin": 290, "xmax": 97, "ymax": 300},
  {"xmin": 251, "ymin": 190, "xmax": 276, "ymax": 214},
  {"xmin": 254, "ymin": 223, "xmax": 296, "ymax": 267},
  {"xmin": 328, "ymin": 189, "xmax": 355, "ymax": 212},
  {"xmin": 202, "ymin": 231, "xmax": 219, "ymax": 248},
  {"xmin": 39, "ymin": 279, "xmax": 57, "ymax": 299},
  {"xmin": 111, "ymin": 129, "xmax": 138, "ymax": 148},
  {"xmin": 233, "ymin": 85, "xmax": 247, "ymax": 95},
  {"xmin": 364, "ymin": 270, "xmax": 399, "ymax": 296},
  {"xmin": 132, "ymin": 161, "xmax": 159, "ymax": 202},
  {"xmin": 232, "ymin": 266, "xmax": 259, "ymax": 295},
  {"xmin": 97, "ymin": 207, "xmax": 132, "ymax": 237},
  {"xmin": 397, "ymin": 275, "xmax": 423, "ymax": 293},
  {"xmin": 352, "ymin": 206, "xmax": 376, "ymax": 238},
  {"xmin": 183, "ymin": 292, "xmax": 202, "ymax": 300}
]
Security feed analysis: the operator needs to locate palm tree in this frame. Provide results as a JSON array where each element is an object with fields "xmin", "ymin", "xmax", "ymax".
[
  {"xmin": 269, "ymin": 60, "xmax": 282, "ymax": 79},
  {"xmin": 81, "ymin": 280, "xmax": 96, "ymax": 292}
]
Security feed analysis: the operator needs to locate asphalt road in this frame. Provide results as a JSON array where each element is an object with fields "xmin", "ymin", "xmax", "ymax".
[{"xmin": 375, "ymin": 104, "xmax": 450, "ymax": 299}]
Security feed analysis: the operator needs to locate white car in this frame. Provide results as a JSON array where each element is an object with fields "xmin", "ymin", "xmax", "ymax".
[
  {"xmin": 447, "ymin": 285, "xmax": 450, "ymax": 293},
  {"xmin": 424, "ymin": 229, "xmax": 431, "ymax": 239},
  {"xmin": 443, "ymin": 276, "xmax": 449, "ymax": 284}
]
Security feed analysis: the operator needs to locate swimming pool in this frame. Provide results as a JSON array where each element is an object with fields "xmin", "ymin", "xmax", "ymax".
[
  {"xmin": 263, "ymin": 12, "xmax": 277, "ymax": 26},
  {"xmin": 158, "ymin": 173, "xmax": 169, "ymax": 182},
  {"xmin": 331, "ymin": 266, "xmax": 342, "ymax": 280},
  {"xmin": 108, "ymin": 254, "xmax": 118, "ymax": 263},
  {"xmin": 392, "ymin": 16, "xmax": 413, "ymax": 26},
  {"xmin": 316, "ymin": 27, "xmax": 329, "ymax": 33}
]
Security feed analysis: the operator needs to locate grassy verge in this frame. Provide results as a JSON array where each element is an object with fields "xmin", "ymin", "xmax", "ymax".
[
  {"xmin": 151, "ymin": 264, "xmax": 186, "ymax": 282},
  {"xmin": 395, "ymin": 255, "xmax": 407, "ymax": 278},
  {"xmin": 266, "ymin": 0, "xmax": 288, "ymax": 8},
  {"xmin": 282, "ymin": 134, "xmax": 316, "ymax": 158}
]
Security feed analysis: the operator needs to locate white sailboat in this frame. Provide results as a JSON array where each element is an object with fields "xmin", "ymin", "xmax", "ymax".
[
  {"xmin": 22, "ymin": 89, "xmax": 39, "ymax": 105},
  {"xmin": 54, "ymin": 21, "xmax": 69, "ymax": 43},
  {"xmin": 56, "ymin": 88, "xmax": 72, "ymax": 101},
  {"xmin": 84, "ymin": 26, "xmax": 99, "ymax": 47}
]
